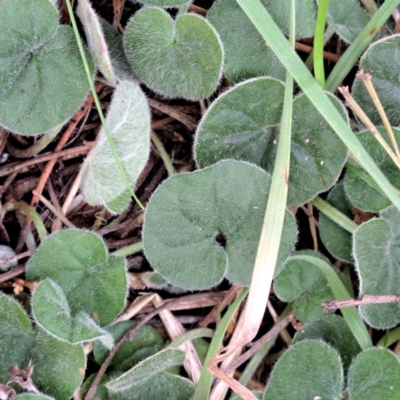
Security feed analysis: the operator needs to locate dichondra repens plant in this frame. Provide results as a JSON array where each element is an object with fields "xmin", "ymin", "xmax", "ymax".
[{"xmin": 3, "ymin": 0, "xmax": 400, "ymax": 399}]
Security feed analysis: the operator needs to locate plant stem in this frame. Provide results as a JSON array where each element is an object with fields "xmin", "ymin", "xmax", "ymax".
[
  {"xmin": 305, "ymin": 25, "xmax": 335, "ymax": 69},
  {"xmin": 151, "ymin": 131, "xmax": 175, "ymax": 176},
  {"xmin": 112, "ymin": 241, "xmax": 143, "ymax": 257},
  {"xmin": 314, "ymin": 0, "xmax": 330, "ymax": 87},
  {"xmin": 312, "ymin": 196, "xmax": 358, "ymax": 234},
  {"xmin": 236, "ymin": 0, "xmax": 400, "ymax": 213},
  {"xmin": 167, "ymin": 328, "xmax": 214, "ymax": 349},
  {"xmin": 64, "ymin": 0, "xmax": 144, "ymax": 210},
  {"xmin": 325, "ymin": 0, "xmax": 400, "ymax": 92},
  {"xmin": 377, "ymin": 327, "xmax": 400, "ymax": 347}
]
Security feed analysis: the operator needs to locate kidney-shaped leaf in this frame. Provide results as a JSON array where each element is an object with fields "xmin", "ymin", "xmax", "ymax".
[
  {"xmin": 27, "ymin": 229, "xmax": 127, "ymax": 326},
  {"xmin": 344, "ymin": 128, "xmax": 400, "ymax": 212},
  {"xmin": 207, "ymin": 0, "xmax": 315, "ymax": 82},
  {"xmin": 32, "ymin": 279, "xmax": 114, "ymax": 348},
  {"xmin": 273, "ymin": 250, "xmax": 338, "ymax": 322},
  {"xmin": 143, "ymin": 160, "xmax": 297, "ymax": 290},
  {"xmin": 194, "ymin": 77, "xmax": 348, "ymax": 206},
  {"xmin": 0, "ymin": 293, "xmax": 85, "ymax": 400},
  {"xmin": 354, "ymin": 205, "xmax": 400, "ymax": 329},
  {"xmin": 348, "ymin": 348, "xmax": 400, "ymax": 399},
  {"xmin": 0, "ymin": 0, "xmax": 92, "ymax": 135},
  {"xmin": 352, "ymin": 35, "xmax": 400, "ymax": 127},
  {"xmin": 263, "ymin": 340, "xmax": 343, "ymax": 400},
  {"xmin": 105, "ymin": 349, "xmax": 195, "ymax": 400},
  {"xmin": 124, "ymin": 7, "xmax": 223, "ymax": 100},
  {"xmin": 81, "ymin": 80, "xmax": 151, "ymax": 213}
]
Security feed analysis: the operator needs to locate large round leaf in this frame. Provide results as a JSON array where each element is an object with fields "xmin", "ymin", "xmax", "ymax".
[
  {"xmin": 207, "ymin": 0, "xmax": 315, "ymax": 82},
  {"xmin": 0, "ymin": 0, "xmax": 93, "ymax": 135},
  {"xmin": 263, "ymin": 340, "xmax": 343, "ymax": 400},
  {"xmin": 195, "ymin": 77, "xmax": 349, "ymax": 206},
  {"xmin": 123, "ymin": 7, "xmax": 223, "ymax": 100},
  {"xmin": 354, "ymin": 205, "xmax": 400, "ymax": 329},
  {"xmin": 143, "ymin": 160, "xmax": 297, "ymax": 290},
  {"xmin": 344, "ymin": 127, "xmax": 400, "ymax": 212},
  {"xmin": 26, "ymin": 229, "xmax": 127, "ymax": 326},
  {"xmin": 352, "ymin": 36, "xmax": 400, "ymax": 127}
]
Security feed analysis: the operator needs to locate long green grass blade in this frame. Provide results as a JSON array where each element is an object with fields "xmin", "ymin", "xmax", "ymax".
[
  {"xmin": 314, "ymin": 0, "xmax": 330, "ymax": 87},
  {"xmin": 290, "ymin": 254, "xmax": 372, "ymax": 351},
  {"xmin": 236, "ymin": 0, "xmax": 400, "ymax": 213}
]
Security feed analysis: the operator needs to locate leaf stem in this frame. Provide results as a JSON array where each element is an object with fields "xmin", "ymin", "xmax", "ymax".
[
  {"xmin": 112, "ymin": 242, "xmax": 143, "ymax": 257},
  {"xmin": 151, "ymin": 131, "xmax": 175, "ymax": 176},
  {"xmin": 64, "ymin": 0, "xmax": 144, "ymax": 210},
  {"xmin": 314, "ymin": 0, "xmax": 330, "ymax": 87}
]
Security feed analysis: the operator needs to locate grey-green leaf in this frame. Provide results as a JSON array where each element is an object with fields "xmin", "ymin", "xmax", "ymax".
[
  {"xmin": 273, "ymin": 250, "xmax": 337, "ymax": 322},
  {"xmin": 352, "ymin": 36, "xmax": 400, "ymax": 127},
  {"xmin": 15, "ymin": 395, "xmax": 55, "ymax": 400},
  {"xmin": 0, "ymin": 0, "xmax": 93, "ymax": 135},
  {"xmin": 348, "ymin": 348, "xmax": 400, "ymax": 399},
  {"xmin": 32, "ymin": 279, "xmax": 114, "ymax": 347},
  {"xmin": 81, "ymin": 80, "xmax": 151, "ymax": 213},
  {"xmin": 207, "ymin": 0, "xmax": 315, "ymax": 82},
  {"xmin": 354, "ymin": 205, "xmax": 400, "ymax": 329},
  {"xmin": 143, "ymin": 160, "xmax": 297, "ymax": 290},
  {"xmin": 327, "ymin": 0, "xmax": 371, "ymax": 43},
  {"xmin": 123, "ymin": 7, "xmax": 223, "ymax": 100},
  {"xmin": 319, "ymin": 181, "xmax": 354, "ymax": 262},
  {"xmin": 194, "ymin": 77, "xmax": 349, "ymax": 206},
  {"xmin": 26, "ymin": 229, "xmax": 127, "ymax": 326},
  {"xmin": 263, "ymin": 340, "xmax": 343, "ymax": 400},
  {"xmin": 293, "ymin": 314, "xmax": 361, "ymax": 374},
  {"xmin": 344, "ymin": 127, "xmax": 400, "ymax": 212}
]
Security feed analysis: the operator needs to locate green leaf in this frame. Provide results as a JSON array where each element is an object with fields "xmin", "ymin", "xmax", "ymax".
[
  {"xmin": 143, "ymin": 160, "xmax": 297, "ymax": 290},
  {"xmin": 15, "ymin": 395, "xmax": 55, "ymax": 400},
  {"xmin": 105, "ymin": 349, "xmax": 194, "ymax": 399},
  {"xmin": 123, "ymin": 7, "xmax": 223, "ymax": 100},
  {"xmin": 232, "ymin": 393, "xmax": 263, "ymax": 400},
  {"xmin": 136, "ymin": 0, "xmax": 190, "ymax": 5},
  {"xmin": 26, "ymin": 228, "xmax": 127, "ymax": 326},
  {"xmin": 319, "ymin": 181, "xmax": 354, "ymax": 262},
  {"xmin": 354, "ymin": 205, "xmax": 400, "ymax": 329},
  {"xmin": 32, "ymin": 279, "xmax": 114, "ymax": 348},
  {"xmin": 327, "ymin": 0, "xmax": 371, "ymax": 43},
  {"xmin": 93, "ymin": 320, "xmax": 164, "ymax": 372},
  {"xmin": 344, "ymin": 127, "xmax": 400, "ymax": 212},
  {"xmin": 0, "ymin": 0, "xmax": 93, "ymax": 135},
  {"xmin": 352, "ymin": 35, "xmax": 400, "ymax": 127},
  {"xmin": 207, "ymin": 0, "xmax": 315, "ymax": 82},
  {"xmin": 0, "ymin": 293, "xmax": 85, "ymax": 400},
  {"xmin": 263, "ymin": 340, "xmax": 343, "ymax": 400},
  {"xmin": 273, "ymin": 250, "xmax": 338, "ymax": 322},
  {"xmin": 194, "ymin": 78, "xmax": 348, "ymax": 206},
  {"xmin": 76, "ymin": 0, "xmax": 116, "ymax": 84},
  {"xmin": 348, "ymin": 348, "xmax": 400, "ymax": 399},
  {"xmin": 81, "ymin": 80, "xmax": 151, "ymax": 213},
  {"xmin": 293, "ymin": 314, "xmax": 361, "ymax": 374}
]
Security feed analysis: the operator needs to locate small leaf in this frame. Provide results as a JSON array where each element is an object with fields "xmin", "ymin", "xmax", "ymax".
[
  {"xmin": 32, "ymin": 279, "xmax": 114, "ymax": 348},
  {"xmin": 0, "ymin": 0, "xmax": 93, "ymax": 135},
  {"xmin": 293, "ymin": 314, "xmax": 361, "ymax": 374},
  {"xmin": 319, "ymin": 181, "xmax": 354, "ymax": 262},
  {"xmin": 273, "ymin": 250, "xmax": 338, "ymax": 322},
  {"xmin": 348, "ymin": 348, "xmax": 400, "ymax": 399},
  {"xmin": 143, "ymin": 160, "xmax": 297, "ymax": 290},
  {"xmin": 327, "ymin": 0, "xmax": 371, "ymax": 43},
  {"xmin": 124, "ymin": 7, "xmax": 223, "ymax": 100},
  {"xmin": 81, "ymin": 80, "xmax": 151, "ymax": 213},
  {"xmin": 105, "ymin": 349, "xmax": 194, "ymax": 400},
  {"xmin": 76, "ymin": 0, "xmax": 116, "ymax": 84},
  {"xmin": 207, "ymin": 0, "xmax": 315, "ymax": 82},
  {"xmin": 263, "ymin": 340, "xmax": 343, "ymax": 400},
  {"xmin": 352, "ymin": 35, "xmax": 400, "ymax": 126},
  {"xmin": 194, "ymin": 77, "xmax": 349, "ymax": 206},
  {"xmin": 26, "ymin": 229, "xmax": 127, "ymax": 326},
  {"xmin": 344, "ymin": 127, "xmax": 400, "ymax": 212},
  {"xmin": 93, "ymin": 320, "xmax": 164, "ymax": 372},
  {"xmin": 354, "ymin": 205, "xmax": 400, "ymax": 329}
]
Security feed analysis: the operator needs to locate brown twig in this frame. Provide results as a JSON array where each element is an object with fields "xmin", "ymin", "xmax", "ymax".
[{"xmin": 323, "ymin": 294, "xmax": 400, "ymax": 311}]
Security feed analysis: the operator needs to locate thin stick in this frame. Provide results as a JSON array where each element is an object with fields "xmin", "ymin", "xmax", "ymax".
[
  {"xmin": 323, "ymin": 294, "xmax": 400, "ymax": 311},
  {"xmin": 357, "ymin": 70, "xmax": 400, "ymax": 160},
  {"xmin": 338, "ymin": 86, "xmax": 400, "ymax": 170},
  {"xmin": 307, "ymin": 202, "xmax": 319, "ymax": 251}
]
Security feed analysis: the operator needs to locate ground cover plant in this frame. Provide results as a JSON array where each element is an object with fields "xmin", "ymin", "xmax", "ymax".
[{"xmin": 2, "ymin": 0, "xmax": 400, "ymax": 399}]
